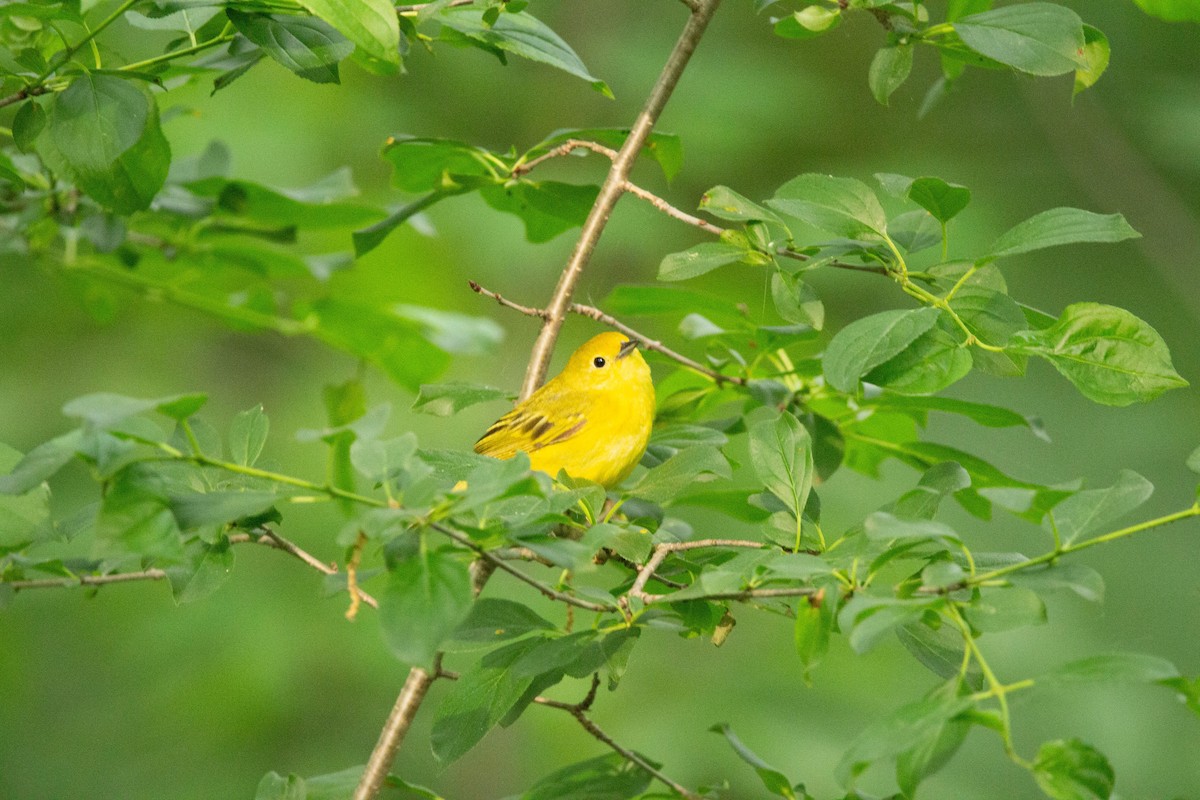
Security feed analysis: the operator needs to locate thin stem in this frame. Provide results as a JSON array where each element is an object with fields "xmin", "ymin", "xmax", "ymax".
[
  {"xmin": 37, "ymin": 0, "xmax": 139, "ymax": 81},
  {"xmin": 469, "ymin": 280, "xmax": 746, "ymax": 386},
  {"xmin": 520, "ymin": 0, "xmax": 723, "ymax": 401},
  {"xmin": 430, "ymin": 523, "xmax": 618, "ymax": 613},
  {"xmin": 512, "ymin": 139, "xmax": 619, "ymax": 176},
  {"xmin": 121, "ymin": 32, "xmax": 237, "ymax": 73},
  {"xmin": 621, "ymin": 179, "xmax": 725, "ymax": 235},
  {"xmin": 5, "ymin": 569, "xmax": 168, "ymax": 590},
  {"xmin": 628, "ymin": 539, "xmax": 766, "ymax": 602}
]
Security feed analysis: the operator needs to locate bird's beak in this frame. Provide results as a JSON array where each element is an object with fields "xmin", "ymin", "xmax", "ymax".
[{"xmin": 617, "ymin": 338, "xmax": 639, "ymax": 360}]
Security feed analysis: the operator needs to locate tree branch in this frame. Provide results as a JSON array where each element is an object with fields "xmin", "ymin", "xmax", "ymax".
[
  {"xmin": 5, "ymin": 528, "xmax": 379, "ymax": 609},
  {"xmin": 469, "ymin": 280, "xmax": 746, "ymax": 386},
  {"xmin": 355, "ymin": 5, "xmax": 724, "ymax": 797},
  {"xmin": 519, "ymin": 0, "xmax": 723, "ymax": 401},
  {"xmin": 628, "ymin": 539, "xmax": 766, "ymax": 601}
]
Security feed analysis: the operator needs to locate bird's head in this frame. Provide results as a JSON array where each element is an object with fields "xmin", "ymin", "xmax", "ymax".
[{"xmin": 560, "ymin": 331, "xmax": 651, "ymax": 391}]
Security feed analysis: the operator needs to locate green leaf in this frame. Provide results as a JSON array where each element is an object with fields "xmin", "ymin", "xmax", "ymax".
[
  {"xmin": 519, "ymin": 753, "xmax": 653, "ymax": 800},
  {"xmin": 1048, "ymin": 470, "xmax": 1153, "ymax": 545},
  {"xmin": 582, "ymin": 522, "xmax": 652, "ymax": 563},
  {"xmin": 771, "ymin": 272, "xmax": 824, "ymax": 329},
  {"xmin": 823, "ymin": 307, "xmax": 941, "ymax": 392},
  {"xmin": 964, "ymin": 586, "xmax": 1046, "ymax": 633},
  {"xmin": 887, "ymin": 210, "xmax": 943, "ymax": 254},
  {"xmin": 711, "ymin": 724, "xmax": 797, "ymax": 799},
  {"xmin": 167, "ymin": 538, "xmax": 235, "ymax": 604},
  {"xmin": 393, "ymin": 304, "xmax": 504, "ymax": 356},
  {"xmin": 748, "ymin": 412, "xmax": 814, "ymax": 521},
  {"xmin": 12, "ymin": 99, "xmax": 44, "ymax": 153},
  {"xmin": 431, "ymin": 636, "xmax": 545, "ymax": 763},
  {"xmin": 627, "ymin": 445, "xmax": 731, "ymax": 503},
  {"xmin": 700, "ymin": 185, "xmax": 784, "ymax": 224},
  {"xmin": 835, "ymin": 686, "xmax": 972, "ymax": 786},
  {"xmin": 0, "ymin": 443, "xmax": 53, "ymax": 549},
  {"xmin": 229, "ymin": 405, "xmax": 269, "ymax": 467},
  {"xmin": 871, "ymin": 395, "xmax": 1043, "ymax": 437},
  {"xmin": 450, "ymin": 598, "xmax": 556, "ymax": 645},
  {"xmin": 1009, "ymin": 561, "xmax": 1105, "ymax": 602},
  {"xmin": 869, "ymin": 42, "xmax": 914, "ymax": 105},
  {"xmin": 43, "ymin": 74, "xmax": 170, "ymax": 213},
  {"xmin": 838, "ymin": 596, "xmax": 940, "ymax": 654},
  {"xmin": 479, "ymin": 180, "xmax": 598, "ymax": 242},
  {"xmin": 1038, "ymin": 653, "xmax": 1180, "ymax": 688},
  {"xmin": 896, "ymin": 710, "xmax": 970, "ymax": 799},
  {"xmin": 62, "ymin": 392, "xmax": 207, "ymax": 430},
  {"xmin": 1032, "ymin": 739, "xmax": 1114, "ymax": 800},
  {"xmin": 896, "ymin": 622, "xmax": 976, "ymax": 686},
  {"xmin": 227, "ymin": 9, "xmax": 354, "ymax": 84},
  {"xmin": 794, "ymin": 593, "xmax": 832, "ymax": 682},
  {"xmin": 0, "ymin": 430, "xmax": 83, "ymax": 495},
  {"xmin": 658, "ymin": 242, "xmax": 754, "ymax": 282},
  {"xmin": 380, "ymin": 548, "xmax": 473, "ymax": 667},
  {"xmin": 188, "ymin": 169, "xmax": 382, "ymax": 229},
  {"xmin": 986, "ymin": 207, "xmax": 1139, "ymax": 260},
  {"xmin": 1013, "ymin": 303, "xmax": 1187, "ymax": 406},
  {"xmin": 1074, "ymin": 25, "xmax": 1110, "ymax": 96},
  {"xmin": 865, "ymin": 512, "xmax": 960, "ymax": 544},
  {"xmin": 1133, "ymin": 0, "xmax": 1200, "ymax": 22},
  {"xmin": 768, "ymin": 174, "xmax": 888, "ymax": 238},
  {"xmin": 381, "ymin": 137, "xmax": 494, "ymax": 193},
  {"xmin": 907, "ymin": 177, "xmax": 971, "ymax": 223},
  {"xmin": 952, "ymin": 3, "xmax": 1086, "ymax": 76},
  {"xmin": 254, "ymin": 772, "xmax": 306, "ymax": 800},
  {"xmin": 297, "ymin": 0, "xmax": 400, "ymax": 74},
  {"xmin": 437, "ymin": 9, "xmax": 610, "ymax": 97},
  {"xmin": 413, "ymin": 382, "xmax": 509, "ymax": 417},
  {"xmin": 774, "ymin": 6, "xmax": 842, "ymax": 39},
  {"xmin": 865, "ymin": 325, "xmax": 973, "ymax": 395},
  {"xmin": 169, "ymin": 490, "xmax": 279, "ymax": 529}
]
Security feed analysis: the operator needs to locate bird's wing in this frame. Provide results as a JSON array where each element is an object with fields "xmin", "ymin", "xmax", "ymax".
[{"xmin": 474, "ymin": 394, "xmax": 588, "ymax": 459}]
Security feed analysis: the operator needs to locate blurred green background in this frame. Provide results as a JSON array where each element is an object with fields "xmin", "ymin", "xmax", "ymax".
[{"xmin": 2, "ymin": 1, "xmax": 1199, "ymax": 798}]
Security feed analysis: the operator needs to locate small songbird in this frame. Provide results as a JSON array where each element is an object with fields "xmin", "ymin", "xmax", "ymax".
[{"xmin": 475, "ymin": 331, "xmax": 656, "ymax": 487}]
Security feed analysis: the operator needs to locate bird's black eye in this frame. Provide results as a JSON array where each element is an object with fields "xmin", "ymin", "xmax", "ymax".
[{"xmin": 593, "ymin": 356, "xmax": 606, "ymax": 368}]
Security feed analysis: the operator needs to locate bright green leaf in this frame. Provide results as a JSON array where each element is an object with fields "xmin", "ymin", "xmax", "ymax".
[
  {"xmin": 1074, "ymin": 25, "xmax": 1110, "ymax": 96},
  {"xmin": 380, "ymin": 548, "xmax": 473, "ymax": 667},
  {"xmin": 1032, "ymin": 739, "xmax": 1114, "ymax": 800},
  {"xmin": 823, "ymin": 307, "xmax": 941, "ymax": 392},
  {"xmin": 869, "ymin": 43, "xmax": 914, "ymax": 105},
  {"xmin": 1013, "ymin": 303, "xmax": 1186, "ymax": 406},
  {"xmin": 297, "ymin": 0, "xmax": 400, "ymax": 74},
  {"xmin": 952, "ymin": 3, "xmax": 1086, "ymax": 76},
  {"xmin": 768, "ymin": 174, "xmax": 888, "ymax": 238},
  {"xmin": 658, "ymin": 242, "xmax": 754, "ymax": 282},
  {"xmin": 986, "ymin": 207, "xmax": 1139, "ymax": 260},
  {"xmin": 749, "ymin": 412, "xmax": 814, "ymax": 521}
]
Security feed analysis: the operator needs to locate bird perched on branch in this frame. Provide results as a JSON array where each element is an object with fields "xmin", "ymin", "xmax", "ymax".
[{"xmin": 475, "ymin": 331, "xmax": 656, "ymax": 487}]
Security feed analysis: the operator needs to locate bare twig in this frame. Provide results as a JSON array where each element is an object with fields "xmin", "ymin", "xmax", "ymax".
[
  {"xmin": 469, "ymin": 280, "xmax": 746, "ymax": 387},
  {"xmin": 513, "ymin": 139, "xmax": 620, "ymax": 177},
  {"xmin": 628, "ymin": 539, "xmax": 765, "ymax": 601},
  {"xmin": 520, "ymin": 0, "xmax": 724, "ymax": 401},
  {"xmin": 620, "ymin": 179, "xmax": 725, "ymax": 236},
  {"xmin": 431, "ymin": 523, "xmax": 618, "ymax": 613},
  {"xmin": 436, "ymin": 670, "xmax": 701, "ymax": 799},
  {"xmin": 648, "ymin": 586, "xmax": 818, "ymax": 604},
  {"xmin": 345, "ymin": 531, "xmax": 368, "ymax": 620},
  {"xmin": 239, "ymin": 529, "xmax": 380, "ymax": 611},
  {"xmin": 5, "ymin": 569, "xmax": 168, "ymax": 590}
]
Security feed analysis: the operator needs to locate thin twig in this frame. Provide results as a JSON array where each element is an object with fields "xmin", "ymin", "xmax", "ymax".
[
  {"xmin": 437, "ymin": 671, "xmax": 701, "ymax": 799},
  {"xmin": 629, "ymin": 539, "xmax": 765, "ymax": 601},
  {"xmin": 6, "ymin": 529, "xmax": 379, "ymax": 609},
  {"xmin": 5, "ymin": 569, "xmax": 168, "ymax": 590},
  {"xmin": 430, "ymin": 523, "xmax": 618, "ymax": 613},
  {"xmin": 468, "ymin": 280, "xmax": 746, "ymax": 386},
  {"xmin": 345, "ymin": 531, "xmax": 368, "ymax": 620},
  {"xmin": 513, "ymin": 139, "xmax": 620, "ymax": 177},
  {"xmin": 520, "ymin": 0, "xmax": 724, "ymax": 401},
  {"xmin": 648, "ymin": 586, "xmax": 818, "ymax": 604},
  {"xmin": 621, "ymin": 179, "xmax": 725, "ymax": 236}
]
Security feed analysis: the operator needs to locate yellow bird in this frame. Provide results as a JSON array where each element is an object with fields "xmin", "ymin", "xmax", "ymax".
[{"xmin": 475, "ymin": 332, "xmax": 656, "ymax": 487}]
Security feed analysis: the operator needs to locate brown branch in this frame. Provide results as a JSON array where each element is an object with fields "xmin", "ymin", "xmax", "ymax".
[
  {"xmin": 430, "ymin": 522, "xmax": 618, "ymax": 613},
  {"xmin": 628, "ymin": 539, "xmax": 765, "ymax": 602},
  {"xmin": 513, "ymin": 139, "xmax": 620, "ymax": 177},
  {"xmin": 620, "ymin": 179, "xmax": 725, "ymax": 235},
  {"xmin": 355, "ymin": 6, "xmax": 723, "ymax": 798},
  {"xmin": 5, "ymin": 529, "xmax": 379, "ymax": 609},
  {"xmin": 5, "ymin": 569, "xmax": 168, "ymax": 590},
  {"xmin": 353, "ymin": 656, "xmax": 442, "ymax": 800},
  {"xmin": 520, "ymin": 0, "xmax": 724, "ymax": 401},
  {"xmin": 436, "ymin": 670, "xmax": 700, "ymax": 799},
  {"xmin": 0, "ymin": 84, "xmax": 48, "ymax": 110},
  {"xmin": 469, "ymin": 280, "xmax": 746, "ymax": 387}
]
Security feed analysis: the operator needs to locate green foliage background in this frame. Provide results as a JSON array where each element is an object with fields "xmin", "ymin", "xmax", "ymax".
[{"xmin": 2, "ymin": 2, "xmax": 1199, "ymax": 798}]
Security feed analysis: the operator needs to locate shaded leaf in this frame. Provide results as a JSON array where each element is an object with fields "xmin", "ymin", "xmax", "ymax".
[
  {"xmin": 297, "ymin": 0, "xmax": 400, "ymax": 74},
  {"xmin": 380, "ymin": 548, "xmax": 473, "ymax": 667},
  {"xmin": 711, "ymin": 724, "xmax": 797, "ymax": 799},
  {"xmin": 952, "ymin": 3, "xmax": 1086, "ymax": 76},
  {"xmin": 1032, "ymin": 739, "xmax": 1114, "ymax": 800}
]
